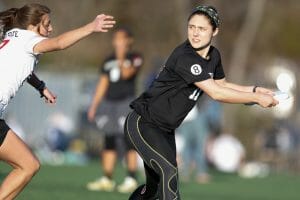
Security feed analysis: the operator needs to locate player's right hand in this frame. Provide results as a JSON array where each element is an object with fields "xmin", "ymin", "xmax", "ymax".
[
  {"xmin": 90, "ymin": 14, "xmax": 116, "ymax": 33},
  {"xmin": 257, "ymin": 93, "xmax": 278, "ymax": 108},
  {"xmin": 87, "ymin": 107, "xmax": 96, "ymax": 122}
]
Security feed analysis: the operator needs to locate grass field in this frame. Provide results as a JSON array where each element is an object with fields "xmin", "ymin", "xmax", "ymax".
[{"xmin": 1, "ymin": 161, "xmax": 300, "ymax": 200}]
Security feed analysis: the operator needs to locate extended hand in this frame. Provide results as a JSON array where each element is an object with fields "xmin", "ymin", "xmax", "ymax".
[
  {"xmin": 255, "ymin": 87, "xmax": 274, "ymax": 95},
  {"xmin": 257, "ymin": 93, "xmax": 278, "ymax": 108},
  {"xmin": 91, "ymin": 14, "xmax": 116, "ymax": 32},
  {"xmin": 42, "ymin": 88, "xmax": 57, "ymax": 104}
]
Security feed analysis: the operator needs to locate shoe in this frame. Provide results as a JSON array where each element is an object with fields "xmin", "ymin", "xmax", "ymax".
[
  {"xmin": 117, "ymin": 176, "xmax": 138, "ymax": 193},
  {"xmin": 86, "ymin": 176, "xmax": 116, "ymax": 191}
]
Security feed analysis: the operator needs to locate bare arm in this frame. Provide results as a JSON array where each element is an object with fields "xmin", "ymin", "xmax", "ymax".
[
  {"xmin": 34, "ymin": 14, "xmax": 116, "ymax": 53},
  {"xmin": 216, "ymin": 78, "xmax": 274, "ymax": 95},
  {"xmin": 87, "ymin": 75, "xmax": 109, "ymax": 121},
  {"xmin": 215, "ymin": 78, "xmax": 254, "ymax": 92},
  {"xmin": 195, "ymin": 79, "xmax": 278, "ymax": 108}
]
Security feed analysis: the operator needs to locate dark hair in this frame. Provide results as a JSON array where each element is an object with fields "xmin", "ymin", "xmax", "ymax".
[
  {"xmin": 113, "ymin": 27, "xmax": 133, "ymax": 38},
  {"xmin": 0, "ymin": 3, "xmax": 50, "ymax": 39},
  {"xmin": 188, "ymin": 5, "xmax": 220, "ymax": 31}
]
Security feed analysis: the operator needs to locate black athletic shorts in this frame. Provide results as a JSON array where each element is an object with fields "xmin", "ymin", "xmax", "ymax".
[
  {"xmin": 104, "ymin": 134, "xmax": 135, "ymax": 151},
  {"xmin": 0, "ymin": 119, "xmax": 10, "ymax": 146}
]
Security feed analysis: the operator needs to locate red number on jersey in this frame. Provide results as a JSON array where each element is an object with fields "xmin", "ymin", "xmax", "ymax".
[{"xmin": 0, "ymin": 39, "xmax": 10, "ymax": 49}]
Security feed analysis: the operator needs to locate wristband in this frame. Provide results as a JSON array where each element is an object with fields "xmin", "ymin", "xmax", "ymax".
[
  {"xmin": 253, "ymin": 86, "xmax": 258, "ymax": 93},
  {"xmin": 37, "ymin": 81, "xmax": 46, "ymax": 97},
  {"xmin": 27, "ymin": 73, "xmax": 46, "ymax": 97}
]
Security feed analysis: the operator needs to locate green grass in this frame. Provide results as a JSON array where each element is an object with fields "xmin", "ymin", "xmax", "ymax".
[{"xmin": 1, "ymin": 162, "xmax": 300, "ymax": 200}]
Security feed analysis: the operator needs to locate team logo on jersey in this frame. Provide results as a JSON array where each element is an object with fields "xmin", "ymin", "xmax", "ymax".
[
  {"xmin": 189, "ymin": 89, "xmax": 201, "ymax": 101},
  {"xmin": 190, "ymin": 64, "xmax": 202, "ymax": 75}
]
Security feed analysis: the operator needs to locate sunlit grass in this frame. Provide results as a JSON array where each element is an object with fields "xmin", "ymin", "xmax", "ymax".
[{"xmin": 1, "ymin": 162, "xmax": 299, "ymax": 200}]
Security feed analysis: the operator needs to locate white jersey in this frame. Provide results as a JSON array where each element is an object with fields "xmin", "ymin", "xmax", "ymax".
[{"xmin": 0, "ymin": 28, "xmax": 46, "ymax": 118}]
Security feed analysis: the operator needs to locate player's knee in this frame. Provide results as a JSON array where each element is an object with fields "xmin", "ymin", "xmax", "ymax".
[
  {"xmin": 15, "ymin": 158, "xmax": 40, "ymax": 184},
  {"xmin": 30, "ymin": 158, "xmax": 41, "ymax": 174},
  {"xmin": 23, "ymin": 157, "xmax": 40, "ymax": 177}
]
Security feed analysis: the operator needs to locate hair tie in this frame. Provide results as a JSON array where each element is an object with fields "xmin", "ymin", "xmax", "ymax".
[{"xmin": 190, "ymin": 5, "xmax": 220, "ymax": 27}]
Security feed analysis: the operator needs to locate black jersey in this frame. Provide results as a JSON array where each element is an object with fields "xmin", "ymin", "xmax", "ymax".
[
  {"xmin": 130, "ymin": 40, "xmax": 225, "ymax": 131},
  {"xmin": 100, "ymin": 52, "xmax": 143, "ymax": 100}
]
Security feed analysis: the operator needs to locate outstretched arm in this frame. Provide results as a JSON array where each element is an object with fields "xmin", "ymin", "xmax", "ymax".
[
  {"xmin": 215, "ymin": 78, "xmax": 274, "ymax": 95},
  {"xmin": 33, "ymin": 14, "xmax": 116, "ymax": 54},
  {"xmin": 195, "ymin": 79, "xmax": 278, "ymax": 108}
]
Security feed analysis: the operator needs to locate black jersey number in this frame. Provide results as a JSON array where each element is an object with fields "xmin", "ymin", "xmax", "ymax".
[
  {"xmin": 189, "ymin": 89, "xmax": 201, "ymax": 101},
  {"xmin": 0, "ymin": 39, "xmax": 9, "ymax": 50}
]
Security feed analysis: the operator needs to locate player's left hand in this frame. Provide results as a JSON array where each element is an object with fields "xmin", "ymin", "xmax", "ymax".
[{"xmin": 42, "ymin": 88, "xmax": 57, "ymax": 104}]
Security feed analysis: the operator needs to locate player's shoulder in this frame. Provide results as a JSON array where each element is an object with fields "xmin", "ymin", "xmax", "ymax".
[
  {"xmin": 5, "ymin": 28, "xmax": 42, "ymax": 47},
  {"xmin": 173, "ymin": 40, "xmax": 194, "ymax": 54},
  {"xmin": 6, "ymin": 28, "xmax": 37, "ymax": 38},
  {"xmin": 101, "ymin": 53, "xmax": 117, "ymax": 72},
  {"xmin": 209, "ymin": 45, "xmax": 221, "ymax": 60},
  {"xmin": 171, "ymin": 40, "xmax": 198, "ymax": 62}
]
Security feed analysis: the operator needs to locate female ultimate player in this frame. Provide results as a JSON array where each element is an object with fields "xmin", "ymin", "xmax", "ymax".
[
  {"xmin": 125, "ymin": 5, "xmax": 278, "ymax": 200},
  {"xmin": 0, "ymin": 3, "xmax": 115, "ymax": 199}
]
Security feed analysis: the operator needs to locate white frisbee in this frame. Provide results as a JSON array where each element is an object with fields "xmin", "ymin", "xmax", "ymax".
[{"xmin": 273, "ymin": 91, "xmax": 289, "ymax": 101}]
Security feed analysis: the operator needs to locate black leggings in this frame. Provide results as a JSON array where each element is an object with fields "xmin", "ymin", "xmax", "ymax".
[{"xmin": 125, "ymin": 111, "xmax": 180, "ymax": 200}]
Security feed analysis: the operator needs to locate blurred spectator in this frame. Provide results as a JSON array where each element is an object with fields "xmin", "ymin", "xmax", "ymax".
[
  {"xmin": 207, "ymin": 132, "xmax": 245, "ymax": 173},
  {"xmin": 86, "ymin": 28, "xmax": 143, "ymax": 193},
  {"xmin": 144, "ymin": 56, "xmax": 165, "ymax": 89},
  {"xmin": 204, "ymin": 98, "xmax": 223, "ymax": 136},
  {"xmin": 46, "ymin": 112, "xmax": 75, "ymax": 152},
  {"xmin": 177, "ymin": 100, "xmax": 211, "ymax": 184},
  {"xmin": 254, "ymin": 122, "xmax": 296, "ymax": 172},
  {"xmin": 35, "ymin": 111, "xmax": 89, "ymax": 166}
]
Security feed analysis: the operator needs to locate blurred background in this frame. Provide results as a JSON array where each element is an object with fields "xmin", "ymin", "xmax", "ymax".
[{"xmin": 1, "ymin": 0, "xmax": 300, "ymax": 199}]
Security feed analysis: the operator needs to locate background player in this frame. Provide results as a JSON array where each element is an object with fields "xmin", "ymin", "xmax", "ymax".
[
  {"xmin": 125, "ymin": 5, "xmax": 278, "ymax": 200},
  {"xmin": 0, "ymin": 3, "xmax": 115, "ymax": 199},
  {"xmin": 87, "ymin": 28, "xmax": 143, "ymax": 193}
]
